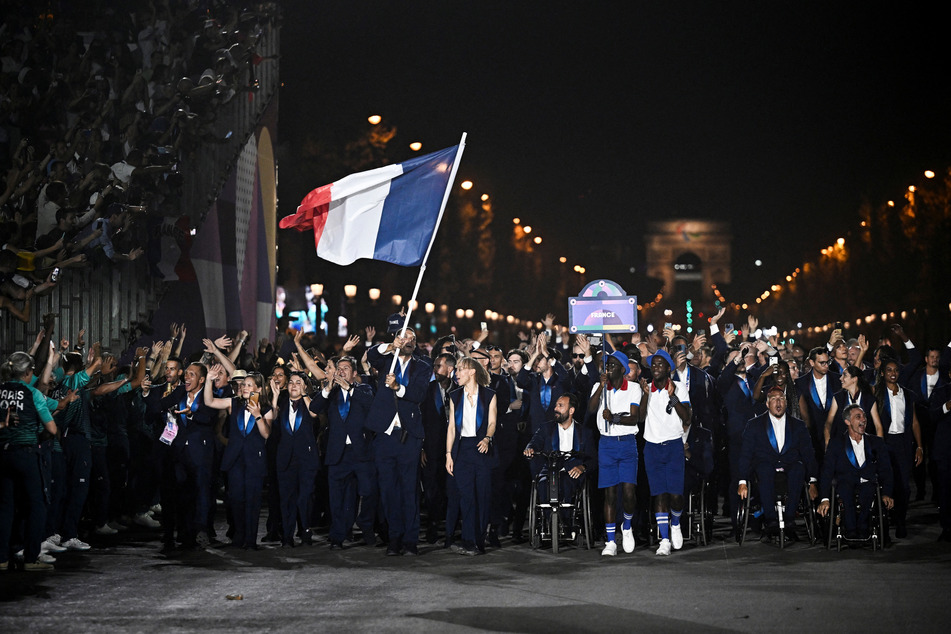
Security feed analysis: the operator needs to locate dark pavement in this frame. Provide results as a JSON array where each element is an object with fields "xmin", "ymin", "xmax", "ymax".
[{"xmin": 2, "ymin": 498, "xmax": 950, "ymax": 633}]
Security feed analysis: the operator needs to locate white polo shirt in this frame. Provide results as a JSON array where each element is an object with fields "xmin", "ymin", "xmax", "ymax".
[
  {"xmin": 644, "ymin": 379, "xmax": 690, "ymax": 444},
  {"xmin": 590, "ymin": 380, "xmax": 641, "ymax": 437}
]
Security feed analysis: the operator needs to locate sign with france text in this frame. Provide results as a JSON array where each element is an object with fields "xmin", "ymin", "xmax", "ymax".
[{"xmin": 568, "ymin": 279, "xmax": 637, "ymax": 334}]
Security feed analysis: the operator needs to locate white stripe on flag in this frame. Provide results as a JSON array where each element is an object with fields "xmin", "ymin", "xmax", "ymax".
[{"xmin": 317, "ymin": 176, "xmax": 395, "ymax": 265}]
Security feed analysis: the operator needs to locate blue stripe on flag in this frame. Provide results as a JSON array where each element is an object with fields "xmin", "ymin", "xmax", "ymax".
[{"xmin": 373, "ymin": 145, "xmax": 458, "ymax": 266}]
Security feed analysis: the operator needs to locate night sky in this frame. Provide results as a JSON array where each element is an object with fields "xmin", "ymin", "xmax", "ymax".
[{"xmin": 277, "ymin": 1, "xmax": 951, "ymax": 304}]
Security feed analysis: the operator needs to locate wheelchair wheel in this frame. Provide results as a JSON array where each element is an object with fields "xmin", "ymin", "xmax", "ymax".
[
  {"xmin": 582, "ymin": 484, "xmax": 593, "ymax": 549},
  {"xmin": 529, "ymin": 484, "xmax": 541, "ymax": 550},
  {"xmin": 736, "ymin": 493, "xmax": 751, "ymax": 546},
  {"xmin": 825, "ymin": 483, "xmax": 837, "ymax": 550},
  {"xmin": 551, "ymin": 509, "xmax": 560, "ymax": 554},
  {"xmin": 873, "ymin": 485, "xmax": 885, "ymax": 553},
  {"xmin": 801, "ymin": 482, "xmax": 816, "ymax": 546}
]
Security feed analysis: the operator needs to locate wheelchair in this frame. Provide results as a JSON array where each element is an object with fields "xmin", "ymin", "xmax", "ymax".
[
  {"xmin": 527, "ymin": 451, "xmax": 593, "ymax": 554},
  {"xmin": 736, "ymin": 466, "xmax": 817, "ymax": 549},
  {"xmin": 683, "ymin": 478, "xmax": 711, "ymax": 547},
  {"xmin": 824, "ymin": 479, "xmax": 886, "ymax": 552}
]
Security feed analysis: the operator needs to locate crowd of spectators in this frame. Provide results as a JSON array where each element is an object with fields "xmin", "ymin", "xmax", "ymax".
[{"xmin": 0, "ymin": 0, "xmax": 277, "ymax": 324}]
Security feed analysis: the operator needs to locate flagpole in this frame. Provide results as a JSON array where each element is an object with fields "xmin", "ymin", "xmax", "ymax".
[{"xmin": 389, "ymin": 132, "xmax": 467, "ymax": 374}]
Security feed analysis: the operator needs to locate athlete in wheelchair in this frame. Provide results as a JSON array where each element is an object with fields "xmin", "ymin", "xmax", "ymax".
[
  {"xmin": 523, "ymin": 394, "xmax": 596, "ymax": 553},
  {"xmin": 683, "ymin": 422, "xmax": 714, "ymax": 546},
  {"xmin": 737, "ymin": 387, "xmax": 819, "ymax": 546},
  {"xmin": 817, "ymin": 404, "xmax": 894, "ymax": 550}
]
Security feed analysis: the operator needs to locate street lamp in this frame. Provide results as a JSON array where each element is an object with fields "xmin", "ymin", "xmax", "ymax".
[
  {"xmin": 368, "ymin": 115, "xmax": 381, "ymax": 125},
  {"xmin": 344, "ymin": 285, "xmax": 357, "ymax": 299},
  {"xmin": 456, "ymin": 308, "xmax": 465, "ymax": 319},
  {"xmin": 409, "ymin": 142, "xmax": 422, "ymax": 151},
  {"xmin": 461, "ymin": 181, "xmax": 473, "ymax": 190},
  {"xmin": 368, "ymin": 288, "xmax": 381, "ymax": 302},
  {"xmin": 425, "ymin": 302, "xmax": 435, "ymax": 314},
  {"xmin": 392, "ymin": 294, "xmax": 402, "ymax": 306},
  {"xmin": 310, "ymin": 283, "xmax": 324, "ymax": 297},
  {"xmin": 533, "ymin": 236, "xmax": 542, "ymax": 244}
]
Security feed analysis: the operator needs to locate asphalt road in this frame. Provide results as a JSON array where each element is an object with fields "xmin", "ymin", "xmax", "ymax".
[{"xmin": 2, "ymin": 498, "xmax": 949, "ymax": 633}]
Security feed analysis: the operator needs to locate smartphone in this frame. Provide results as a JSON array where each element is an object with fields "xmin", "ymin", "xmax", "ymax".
[
  {"xmin": 834, "ymin": 321, "xmax": 843, "ymax": 331},
  {"xmin": 697, "ymin": 329, "xmax": 706, "ymax": 336},
  {"xmin": 769, "ymin": 356, "xmax": 779, "ymax": 367},
  {"xmin": 724, "ymin": 323, "xmax": 734, "ymax": 334},
  {"xmin": 249, "ymin": 392, "xmax": 260, "ymax": 407},
  {"xmin": 675, "ymin": 343, "xmax": 687, "ymax": 354},
  {"xmin": 664, "ymin": 322, "xmax": 673, "ymax": 330},
  {"xmin": 480, "ymin": 321, "xmax": 487, "ymax": 331},
  {"xmin": 50, "ymin": 267, "xmax": 61, "ymax": 282}
]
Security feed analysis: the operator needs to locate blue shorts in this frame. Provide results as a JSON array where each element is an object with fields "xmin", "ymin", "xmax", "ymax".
[
  {"xmin": 643, "ymin": 440, "xmax": 685, "ymax": 496},
  {"xmin": 598, "ymin": 435, "xmax": 638, "ymax": 489}
]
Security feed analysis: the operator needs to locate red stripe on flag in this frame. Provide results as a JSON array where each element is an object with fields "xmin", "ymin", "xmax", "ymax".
[{"xmin": 279, "ymin": 183, "xmax": 333, "ymax": 231}]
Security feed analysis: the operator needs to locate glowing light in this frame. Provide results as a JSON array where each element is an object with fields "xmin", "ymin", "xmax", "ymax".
[
  {"xmin": 837, "ymin": 238, "xmax": 845, "ymax": 246},
  {"xmin": 409, "ymin": 141, "xmax": 422, "ymax": 151},
  {"xmin": 559, "ymin": 256, "xmax": 567, "ymax": 263},
  {"xmin": 513, "ymin": 217, "xmax": 520, "ymax": 224},
  {"xmin": 754, "ymin": 260, "xmax": 762, "ymax": 267},
  {"xmin": 481, "ymin": 194, "xmax": 489, "ymax": 201},
  {"xmin": 425, "ymin": 302, "xmax": 435, "ymax": 313},
  {"xmin": 455, "ymin": 308, "xmax": 465, "ymax": 319},
  {"xmin": 925, "ymin": 170, "xmax": 935, "ymax": 179},
  {"xmin": 785, "ymin": 275, "xmax": 792, "ymax": 282},
  {"xmin": 460, "ymin": 181, "xmax": 473, "ymax": 190},
  {"xmin": 533, "ymin": 236, "xmax": 542, "ymax": 244},
  {"xmin": 310, "ymin": 283, "xmax": 324, "ymax": 296},
  {"xmin": 367, "ymin": 115, "xmax": 381, "ymax": 125},
  {"xmin": 484, "ymin": 309, "xmax": 493, "ymax": 319},
  {"xmin": 344, "ymin": 285, "xmax": 357, "ymax": 299},
  {"xmin": 887, "ymin": 200, "xmax": 895, "ymax": 207},
  {"xmin": 392, "ymin": 294, "xmax": 402, "ymax": 306},
  {"xmin": 506, "ymin": 315, "xmax": 515, "ymax": 324},
  {"xmin": 908, "ymin": 185, "xmax": 916, "ymax": 192},
  {"xmin": 465, "ymin": 309, "xmax": 474, "ymax": 319},
  {"xmin": 408, "ymin": 300, "xmax": 418, "ymax": 310},
  {"xmin": 523, "ymin": 225, "xmax": 532, "ymax": 234},
  {"xmin": 368, "ymin": 288, "xmax": 381, "ymax": 301}
]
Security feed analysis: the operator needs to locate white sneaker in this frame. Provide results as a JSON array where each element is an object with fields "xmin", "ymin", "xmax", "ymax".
[
  {"xmin": 656, "ymin": 538, "xmax": 671, "ymax": 556},
  {"xmin": 601, "ymin": 541, "xmax": 618, "ymax": 556},
  {"xmin": 63, "ymin": 538, "xmax": 91, "ymax": 551},
  {"xmin": 47, "ymin": 533, "xmax": 62, "ymax": 546},
  {"xmin": 671, "ymin": 524, "xmax": 683, "ymax": 550},
  {"xmin": 134, "ymin": 512, "xmax": 161, "ymax": 528},
  {"xmin": 621, "ymin": 528, "xmax": 636, "ymax": 553},
  {"xmin": 37, "ymin": 552, "xmax": 56, "ymax": 564},
  {"xmin": 150, "ymin": 504, "xmax": 162, "ymax": 515},
  {"xmin": 94, "ymin": 524, "xmax": 118, "ymax": 536},
  {"xmin": 42, "ymin": 538, "xmax": 67, "ymax": 553}
]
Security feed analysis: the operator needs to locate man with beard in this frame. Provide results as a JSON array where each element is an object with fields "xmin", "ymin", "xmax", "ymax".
[{"xmin": 366, "ymin": 326, "xmax": 431, "ymax": 556}]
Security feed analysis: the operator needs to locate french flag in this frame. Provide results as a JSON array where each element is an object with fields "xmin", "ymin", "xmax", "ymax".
[{"xmin": 280, "ymin": 145, "xmax": 460, "ymax": 266}]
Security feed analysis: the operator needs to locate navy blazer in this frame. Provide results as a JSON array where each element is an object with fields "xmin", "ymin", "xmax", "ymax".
[
  {"xmin": 827, "ymin": 389, "xmax": 877, "ymax": 440},
  {"xmin": 310, "ymin": 383, "xmax": 374, "ymax": 466},
  {"xmin": 820, "ymin": 432, "xmax": 893, "ymax": 499},
  {"xmin": 525, "ymin": 419, "xmax": 597, "ymax": 473},
  {"xmin": 675, "ymin": 364, "xmax": 721, "ymax": 431},
  {"xmin": 738, "ymin": 413, "xmax": 818, "ymax": 484},
  {"xmin": 421, "ymin": 379, "xmax": 450, "ymax": 460},
  {"xmin": 275, "ymin": 397, "xmax": 320, "ymax": 471},
  {"xmin": 221, "ymin": 398, "xmax": 269, "ymax": 472},
  {"xmin": 365, "ymin": 346, "xmax": 431, "ymax": 439},
  {"xmin": 878, "ymin": 385, "xmax": 915, "ymax": 441},
  {"xmin": 717, "ymin": 360, "xmax": 757, "ymax": 438},
  {"xmin": 516, "ymin": 363, "xmax": 572, "ymax": 435},
  {"xmin": 684, "ymin": 424, "xmax": 714, "ymax": 480},
  {"xmin": 795, "ymin": 371, "xmax": 841, "ymax": 431},
  {"xmin": 448, "ymin": 385, "xmax": 497, "ymax": 465},
  {"xmin": 156, "ymin": 385, "xmax": 216, "ymax": 452},
  {"xmin": 929, "ymin": 383, "xmax": 951, "ymax": 464}
]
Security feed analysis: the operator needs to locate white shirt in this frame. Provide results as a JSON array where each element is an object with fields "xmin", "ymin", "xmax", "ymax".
[
  {"xmin": 849, "ymin": 435, "xmax": 866, "ymax": 468},
  {"xmin": 558, "ymin": 421, "xmax": 575, "ymax": 451},
  {"xmin": 813, "ymin": 373, "xmax": 828, "ymax": 408},
  {"xmin": 461, "ymin": 389, "xmax": 478, "ymax": 437},
  {"xmin": 644, "ymin": 380, "xmax": 690, "ymax": 444},
  {"xmin": 590, "ymin": 380, "xmax": 641, "ymax": 437},
  {"xmin": 926, "ymin": 372, "xmax": 938, "ymax": 398},
  {"xmin": 377, "ymin": 345, "xmax": 408, "ymax": 436},
  {"xmin": 887, "ymin": 388, "xmax": 906, "ymax": 434},
  {"xmin": 769, "ymin": 413, "xmax": 786, "ymax": 452}
]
